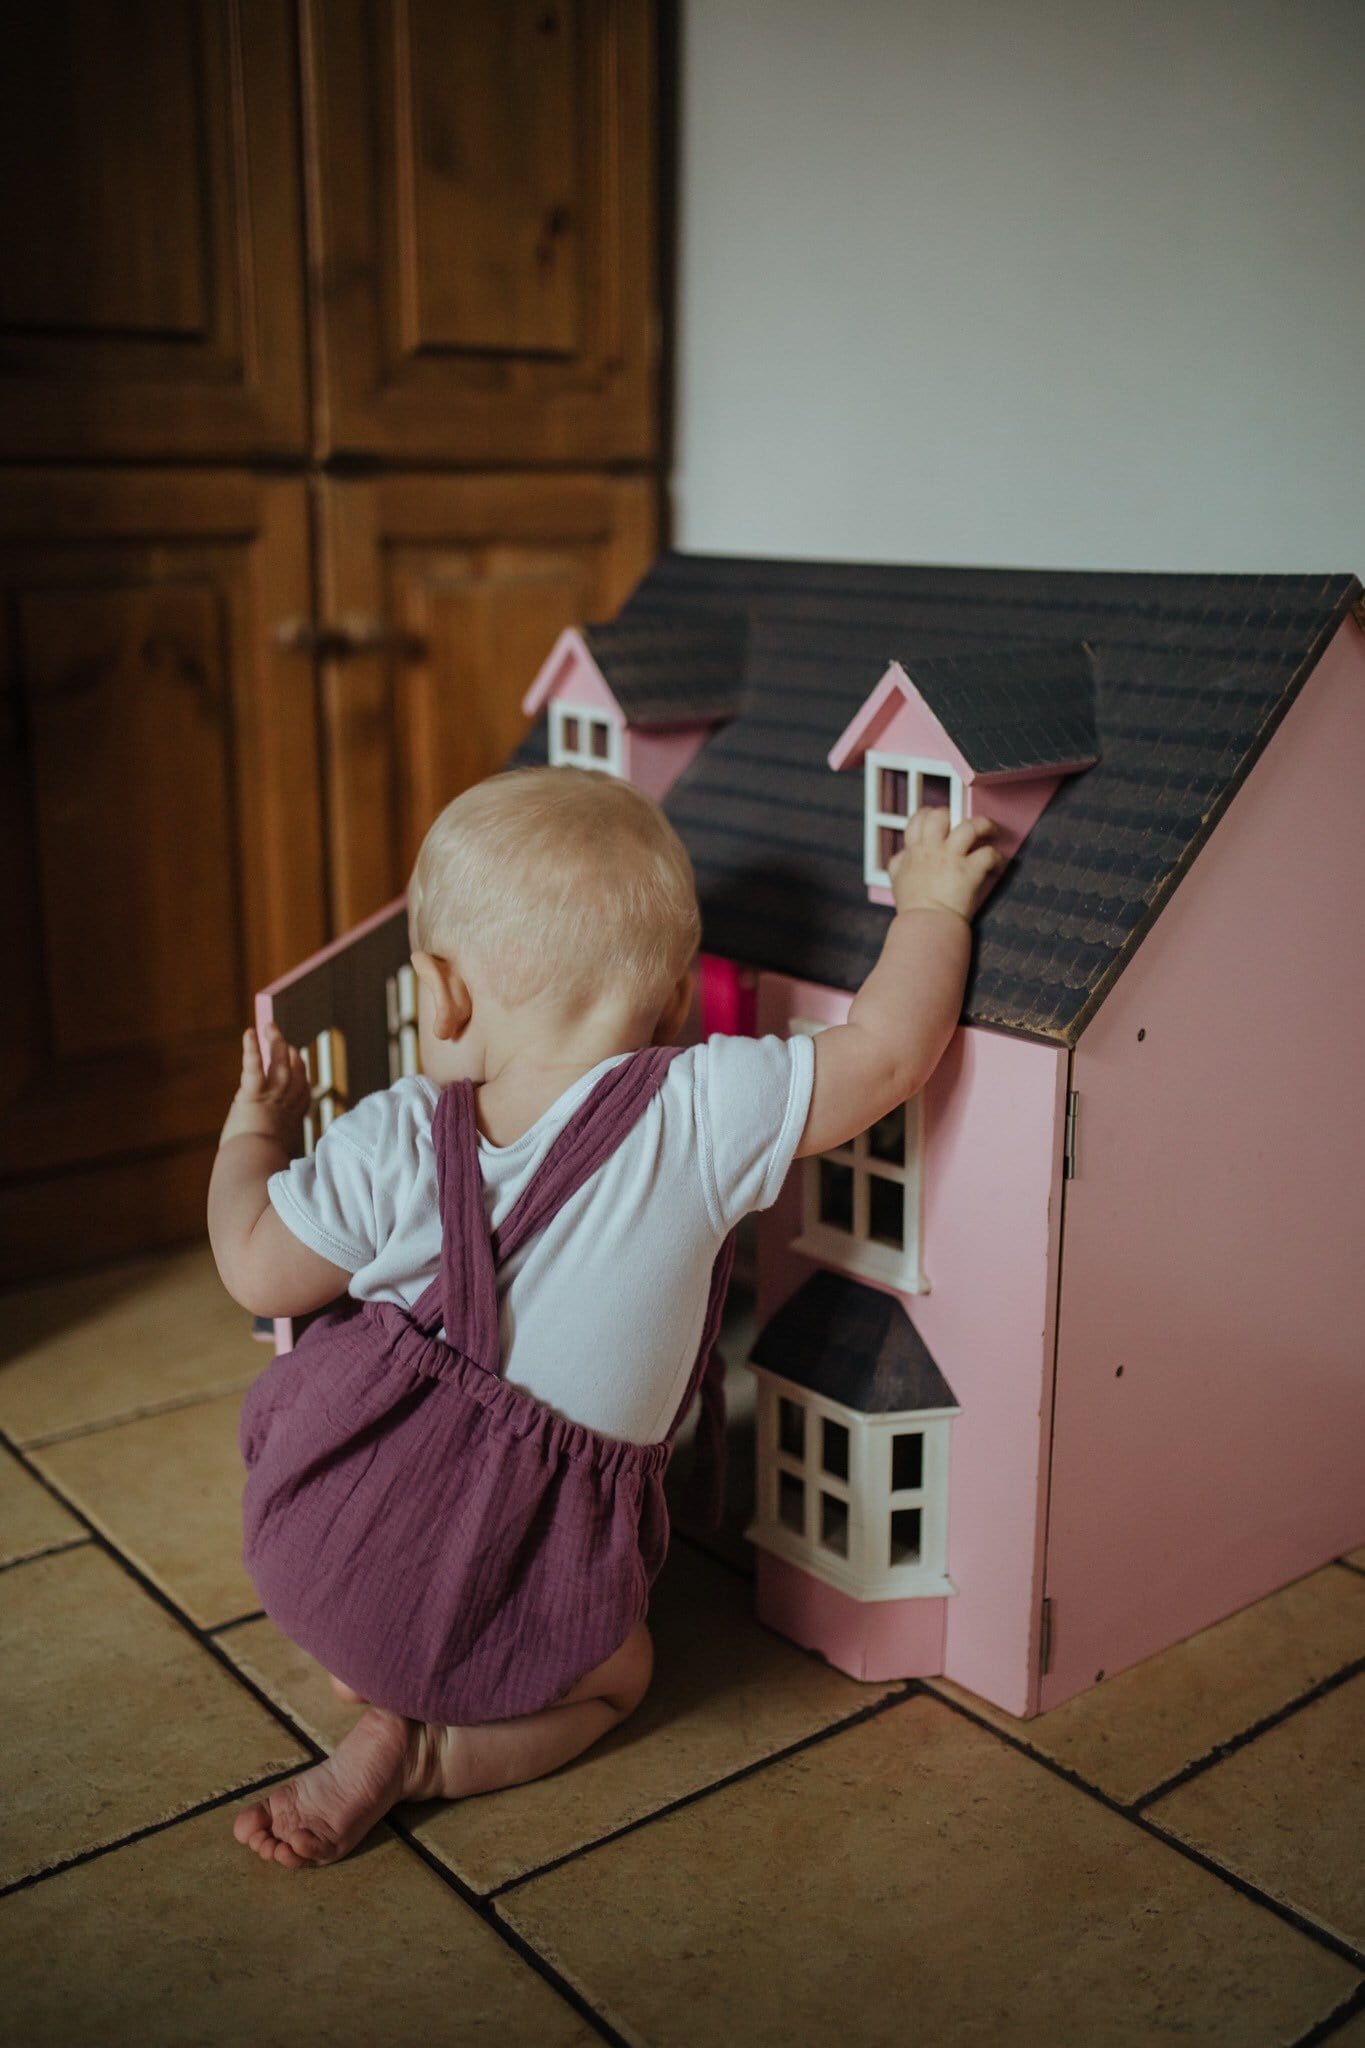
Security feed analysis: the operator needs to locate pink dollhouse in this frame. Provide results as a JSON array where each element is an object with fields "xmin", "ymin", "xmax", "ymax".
[{"xmin": 257, "ymin": 553, "xmax": 1365, "ymax": 1722}]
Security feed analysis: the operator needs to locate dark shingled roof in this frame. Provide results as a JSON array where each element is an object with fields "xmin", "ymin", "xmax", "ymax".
[
  {"xmin": 897, "ymin": 643, "xmax": 1099, "ymax": 777},
  {"xmin": 514, "ymin": 553, "xmax": 1359, "ymax": 1042},
  {"xmin": 751, "ymin": 1271, "xmax": 958, "ymax": 1414},
  {"xmin": 580, "ymin": 611, "xmax": 747, "ymax": 727}
]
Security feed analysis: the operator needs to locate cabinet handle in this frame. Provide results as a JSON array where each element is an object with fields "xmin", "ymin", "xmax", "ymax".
[{"xmin": 274, "ymin": 616, "xmax": 425, "ymax": 660}]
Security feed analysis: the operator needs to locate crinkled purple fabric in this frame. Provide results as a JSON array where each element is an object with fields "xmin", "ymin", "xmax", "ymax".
[{"xmin": 239, "ymin": 1047, "xmax": 734, "ymax": 1723}]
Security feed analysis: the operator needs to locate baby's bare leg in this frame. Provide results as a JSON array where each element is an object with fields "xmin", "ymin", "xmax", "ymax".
[
  {"xmin": 420, "ymin": 1621, "xmax": 654, "ymax": 1801},
  {"xmin": 232, "ymin": 1624, "xmax": 653, "ymax": 1868}
]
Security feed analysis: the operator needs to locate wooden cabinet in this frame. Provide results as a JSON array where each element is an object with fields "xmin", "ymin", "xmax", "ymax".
[
  {"xmin": 306, "ymin": 0, "xmax": 658, "ymax": 462},
  {"xmin": 0, "ymin": 2, "xmax": 664, "ymax": 1278},
  {"xmin": 0, "ymin": 472, "xmax": 325, "ymax": 1280},
  {"xmin": 317, "ymin": 469, "xmax": 656, "ymax": 925},
  {"xmin": 0, "ymin": 2, "xmax": 309, "ymax": 460}
]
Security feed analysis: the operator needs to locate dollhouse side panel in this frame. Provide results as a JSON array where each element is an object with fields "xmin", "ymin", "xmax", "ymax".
[
  {"xmin": 1041, "ymin": 615, "xmax": 1365, "ymax": 1711},
  {"xmin": 755, "ymin": 975, "xmax": 1069, "ymax": 1716}
]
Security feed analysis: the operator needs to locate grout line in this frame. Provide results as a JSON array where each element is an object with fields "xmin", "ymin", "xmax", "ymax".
[
  {"xmin": 1132, "ymin": 1656, "xmax": 1365, "ymax": 1812},
  {"xmin": 385, "ymin": 1821, "xmax": 635, "ymax": 2048},
  {"xmin": 1288, "ymin": 1979, "xmax": 1365, "ymax": 2048},
  {"xmin": 486, "ymin": 1680, "xmax": 919, "ymax": 1901},
  {"xmin": 210, "ymin": 1609, "xmax": 268, "ymax": 1636},
  {"xmin": 1335, "ymin": 1557, "xmax": 1365, "ymax": 1579},
  {"xmin": 17, "ymin": 1374, "xmax": 260, "ymax": 1452},
  {"xmin": 925, "ymin": 1683, "xmax": 1365, "ymax": 1973},
  {"xmin": 0, "ymin": 1768, "xmax": 303, "ymax": 1902},
  {"xmin": 0, "ymin": 1535, "xmax": 91, "ymax": 1577},
  {"xmin": 0, "ymin": 1429, "xmax": 327, "ymax": 1772}
]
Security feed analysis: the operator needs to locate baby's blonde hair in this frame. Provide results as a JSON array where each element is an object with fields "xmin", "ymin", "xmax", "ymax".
[{"xmin": 409, "ymin": 767, "xmax": 702, "ymax": 1018}]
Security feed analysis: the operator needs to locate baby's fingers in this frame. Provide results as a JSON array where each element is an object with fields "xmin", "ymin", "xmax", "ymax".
[{"xmin": 239, "ymin": 1027, "xmax": 266, "ymax": 1098}]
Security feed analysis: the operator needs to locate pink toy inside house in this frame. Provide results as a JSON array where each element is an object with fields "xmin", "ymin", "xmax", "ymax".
[{"xmin": 255, "ymin": 552, "xmax": 1365, "ymax": 1724}]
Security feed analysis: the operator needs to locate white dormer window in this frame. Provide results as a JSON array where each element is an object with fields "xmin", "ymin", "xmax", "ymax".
[
  {"xmin": 549, "ymin": 703, "xmax": 623, "ymax": 775},
  {"xmin": 790, "ymin": 1021, "xmax": 925, "ymax": 1291},
  {"xmin": 864, "ymin": 751, "xmax": 964, "ymax": 887},
  {"xmin": 748, "ymin": 1374, "xmax": 955, "ymax": 1599}
]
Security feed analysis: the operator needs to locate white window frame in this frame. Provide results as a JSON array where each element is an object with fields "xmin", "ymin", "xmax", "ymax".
[
  {"xmin": 864, "ymin": 750, "xmax": 964, "ymax": 888},
  {"xmin": 789, "ymin": 1019, "xmax": 925, "ymax": 1293},
  {"xmin": 386, "ymin": 963, "xmax": 421, "ymax": 1083},
  {"xmin": 745, "ymin": 1368, "xmax": 956, "ymax": 1600},
  {"xmin": 300, "ymin": 1027, "xmax": 348, "ymax": 1156},
  {"xmin": 548, "ymin": 701, "xmax": 623, "ymax": 776}
]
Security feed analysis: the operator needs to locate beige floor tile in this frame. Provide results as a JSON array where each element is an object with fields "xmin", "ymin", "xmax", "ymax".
[
  {"xmin": 0, "ymin": 1443, "xmax": 84, "ymax": 1567},
  {"xmin": 1, "ymin": 1546, "xmax": 305, "ymax": 1885},
  {"xmin": 218, "ymin": 1615, "xmax": 359, "ymax": 1753},
  {"xmin": 1, "ymin": 1804, "xmax": 596, "ymax": 2048},
  {"xmin": 0, "ymin": 1242, "xmax": 263, "ymax": 1447},
  {"xmin": 1345, "ymin": 1548, "xmax": 1365, "ymax": 1573},
  {"xmin": 33, "ymin": 1389, "xmax": 255, "ymax": 1628},
  {"xmin": 927, "ymin": 1565, "xmax": 1365, "ymax": 1806},
  {"xmin": 501, "ymin": 1694, "xmax": 1359, "ymax": 2048},
  {"xmin": 221, "ymin": 1543, "xmax": 900, "ymax": 1895},
  {"xmin": 1148, "ymin": 1673, "xmax": 1365, "ymax": 1950}
]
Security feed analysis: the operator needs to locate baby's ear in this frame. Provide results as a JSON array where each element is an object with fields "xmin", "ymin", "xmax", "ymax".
[{"xmin": 411, "ymin": 951, "xmax": 473, "ymax": 1042}]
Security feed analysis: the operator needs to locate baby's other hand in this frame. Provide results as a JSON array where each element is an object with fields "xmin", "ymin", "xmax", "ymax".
[
  {"xmin": 889, "ymin": 808, "xmax": 1008, "ymax": 923},
  {"xmin": 220, "ymin": 1023, "xmax": 311, "ymax": 1150}
]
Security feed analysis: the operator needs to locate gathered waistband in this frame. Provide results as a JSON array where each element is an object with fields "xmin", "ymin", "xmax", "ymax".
[{"xmin": 360, "ymin": 1298, "xmax": 675, "ymax": 1481}]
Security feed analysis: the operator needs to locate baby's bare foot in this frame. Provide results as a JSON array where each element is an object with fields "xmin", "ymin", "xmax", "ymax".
[
  {"xmin": 233, "ymin": 1707, "xmax": 427, "ymax": 1869},
  {"xmin": 328, "ymin": 1673, "xmax": 366, "ymax": 1706}
]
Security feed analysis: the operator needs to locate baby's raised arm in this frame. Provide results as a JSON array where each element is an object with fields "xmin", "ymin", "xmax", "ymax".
[
  {"xmin": 796, "ymin": 809, "xmax": 1006, "ymax": 1160},
  {"xmin": 208, "ymin": 1023, "xmax": 353, "ymax": 1316}
]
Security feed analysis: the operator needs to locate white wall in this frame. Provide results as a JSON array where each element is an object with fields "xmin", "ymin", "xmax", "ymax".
[{"xmin": 673, "ymin": 0, "xmax": 1365, "ymax": 573}]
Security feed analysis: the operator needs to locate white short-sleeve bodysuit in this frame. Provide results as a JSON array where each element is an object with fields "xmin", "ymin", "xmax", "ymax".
[{"xmin": 268, "ymin": 1035, "xmax": 815, "ymax": 1446}]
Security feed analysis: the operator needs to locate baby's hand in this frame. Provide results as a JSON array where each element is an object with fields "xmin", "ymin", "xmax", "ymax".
[
  {"xmin": 220, "ymin": 1022, "xmax": 311, "ymax": 1150},
  {"xmin": 889, "ymin": 808, "xmax": 1007, "ymax": 923}
]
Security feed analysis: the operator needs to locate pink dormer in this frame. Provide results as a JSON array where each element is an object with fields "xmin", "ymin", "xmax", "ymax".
[
  {"xmin": 827, "ymin": 644, "xmax": 1099, "ymax": 904},
  {"xmin": 522, "ymin": 611, "xmax": 746, "ymax": 802}
]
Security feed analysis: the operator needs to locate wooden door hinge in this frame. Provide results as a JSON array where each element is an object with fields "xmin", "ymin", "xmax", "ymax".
[{"xmin": 1063, "ymin": 1092, "xmax": 1079, "ymax": 1180}]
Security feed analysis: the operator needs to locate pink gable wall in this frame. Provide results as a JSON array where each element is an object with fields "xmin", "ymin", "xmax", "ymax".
[
  {"xmin": 522, "ymin": 627, "xmax": 714, "ymax": 800},
  {"xmin": 1040, "ymin": 615, "xmax": 1365, "ymax": 1709},
  {"xmin": 754, "ymin": 974, "xmax": 1070, "ymax": 1715}
]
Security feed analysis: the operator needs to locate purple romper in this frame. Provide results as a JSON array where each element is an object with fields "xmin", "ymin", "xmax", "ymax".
[{"xmin": 239, "ymin": 1046, "xmax": 734, "ymax": 1725}]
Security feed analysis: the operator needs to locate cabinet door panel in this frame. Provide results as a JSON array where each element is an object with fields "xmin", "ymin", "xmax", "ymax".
[
  {"xmin": 0, "ymin": 473, "xmax": 324, "ymax": 1280},
  {"xmin": 0, "ymin": 1, "xmax": 308, "ymax": 458},
  {"xmin": 307, "ymin": 0, "xmax": 658, "ymax": 461},
  {"xmin": 318, "ymin": 470, "xmax": 656, "ymax": 925}
]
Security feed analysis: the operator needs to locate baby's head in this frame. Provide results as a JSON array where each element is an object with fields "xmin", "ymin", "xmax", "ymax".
[{"xmin": 408, "ymin": 767, "xmax": 701, "ymax": 1076}]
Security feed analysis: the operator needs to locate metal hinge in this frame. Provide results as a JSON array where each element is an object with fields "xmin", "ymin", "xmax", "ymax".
[
  {"xmin": 1063, "ymin": 1092, "xmax": 1079, "ymax": 1179},
  {"xmin": 1039, "ymin": 1597, "xmax": 1055, "ymax": 1675}
]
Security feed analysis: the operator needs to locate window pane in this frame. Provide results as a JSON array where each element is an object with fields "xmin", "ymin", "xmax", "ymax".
[
  {"xmin": 562, "ymin": 715, "xmax": 580, "ymax": 752},
  {"xmin": 877, "ymin": 823, "xmax": 904, "ymax": 872},
  {"xmin": 867, "ymin": 1101, "xmax": 905, "ymax": 1163},
  {"xmin": 891, "ymin": 1431, "xmax": 923, "ymax": 1491},
  {"xmin": 879, "ymin": 766, "xmax": 908, "ymax": 815},
  {"xmin": 820, "ymin": 1492, "xmax": 849, "ymax": 1557},
  {"xmin": 919, "ymin": 772, "xmax": 952, "ymax": 810},
  {"xmin": 868, "ymin": 1173, "xmax": 904, "ymax": 1249},
  {"xmin": 890, "ymin": 1507, "xmax": 922, "ymax": 1564},
  {"xmin": 779, "ymin": 1471, "xmax": 805, "ymax": 1535},
  {"xmin": 818, "ymin": 1158, "xmax": 855, "ymax": 1233},
  {"xmin": 590, "ymin": 720, "xmax": 610, "ymax": 760},
  {"xmin": 821, "ymin": 1418, "xmax": 849, "ymax": 1481},
  {"xmin": 778, "ymin": 1397, "xmax": 805, "ymax": 1459}
]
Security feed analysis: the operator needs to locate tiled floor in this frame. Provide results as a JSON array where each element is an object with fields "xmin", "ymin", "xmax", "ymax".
[{"xmin": 2, "ymin": 1243, "xmax": 1362, "ymax": 2046}]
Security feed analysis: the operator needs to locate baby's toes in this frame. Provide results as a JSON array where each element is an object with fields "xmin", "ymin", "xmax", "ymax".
[{"xmin": 233, "ymin": 1801, "xmax": 272, "ymax": 1848}]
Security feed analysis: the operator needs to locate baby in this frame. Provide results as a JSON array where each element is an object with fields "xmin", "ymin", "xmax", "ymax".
[{"xmin": 209, "ymin": 766, "xmax": 1003, "ymax": 1868}]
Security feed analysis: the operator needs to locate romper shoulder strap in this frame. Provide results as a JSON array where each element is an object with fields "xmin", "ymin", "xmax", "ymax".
[{"xmin": 410, "ymin": 1045, "xmax": 685, "ymax": 1370}]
